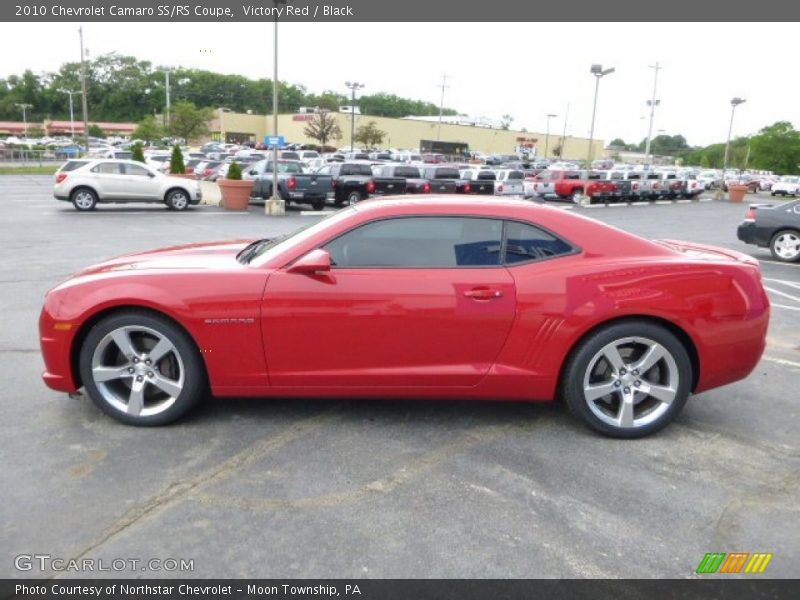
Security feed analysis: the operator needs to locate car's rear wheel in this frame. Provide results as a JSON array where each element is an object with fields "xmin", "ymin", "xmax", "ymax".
[
  {"xmin": 311, "ymin": 199, "xmax": 325, "ymax": 211},
  {"xmin": 347, "ymin": 190, "xmax": 362, "ymax": 205},
  {"xmin": 560, "ymin": 321, "xmax": 692, "ymax": 438},
  {"xmin": 78, "ymin": 311, "xmax": 206, "ymax": 425},
  {"xmin": 71, "ymin": 188, "xmax": 97, "ymax": 211},
  {"xmin": 166, "ymin": 189, "xmax": 190, "ymax": 211},
  {"xmin": 571, "ymin": 189, "xmax": 583, "ymax": 204},
  {"xmin": 770, "ymin": 230, "xmax": 800, "ymax": 262}
]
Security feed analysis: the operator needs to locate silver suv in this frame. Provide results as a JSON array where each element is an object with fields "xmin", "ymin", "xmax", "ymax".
[{"xmin": 53, "ymin": 159, "xmax": 202, "ymax": 211}]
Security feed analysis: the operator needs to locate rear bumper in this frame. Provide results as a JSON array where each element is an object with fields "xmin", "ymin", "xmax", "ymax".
[{"xmin": 737, "ymin": 221, "xmax": 766, "ymax": 246}]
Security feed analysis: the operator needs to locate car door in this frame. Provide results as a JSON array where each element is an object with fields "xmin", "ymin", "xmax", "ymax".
[
  {"xmin": 262, "ymin": 216, "xmax": 517, "ymax": 388},
  {"xmin": 121, "ymin": 162, "xmax": 159, "ymax": 199},
  {"xmin": 89, "ymin": 162, "xmax": 127, "ymax": 198}
]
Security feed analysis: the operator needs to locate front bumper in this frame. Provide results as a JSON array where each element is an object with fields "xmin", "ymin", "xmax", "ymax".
[{"xmin": 39, "ymin": 303, "xmax": 79, "ymax": 393}]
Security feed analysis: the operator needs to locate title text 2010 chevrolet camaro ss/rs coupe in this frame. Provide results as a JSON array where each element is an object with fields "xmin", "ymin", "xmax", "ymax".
[{"xmin": 39, "ymin": 198, "xmax": 770, "ymax": 437}]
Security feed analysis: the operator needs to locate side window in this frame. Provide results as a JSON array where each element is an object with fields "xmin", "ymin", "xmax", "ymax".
[
  {"xmin": 503, "ymin": 221, "xmax": 574, "ymax": 264},
  {"xmin": 91, "ymin": 162, "xmax": 123, "ymax": 175},
  {"xmin": 123, "ymin": 163, "xmax": 151, "ymax": 177},
  {"xmin": 324, "ymin": 217, "xmax": 503, "ymax": 268}
]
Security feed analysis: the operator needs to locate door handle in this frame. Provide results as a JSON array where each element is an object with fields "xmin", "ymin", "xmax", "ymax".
[{"xmin": 464, "ymin": 287, "xmax": 503, "ymax": 300}]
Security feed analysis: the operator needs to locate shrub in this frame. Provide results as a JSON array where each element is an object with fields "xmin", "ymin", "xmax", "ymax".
[
  {"xmin": 131, "ymin": 143, "xmax": 145, "ymax": 163},
  {"xmin": 169, "ymin": 144, "xmax": 185, "ymax": 174},
  {"xmin": 227, "ymin": 161, "xmax": 242, "ymax": 180}
]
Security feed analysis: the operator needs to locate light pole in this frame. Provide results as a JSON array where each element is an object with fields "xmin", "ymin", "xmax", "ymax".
[
  {"xmin": 267, "ymin": 0, "xmax": 289, "ymax": 215},
  {"xmin": 544, "ymin": 113, "xmax": 557, "ymax": 158},
  {"xmin": 78, "ymin": 27, "xmax": 90, "ymax": 152},
  {"xmin": 587, "ymin": 64, "xmax": 615, "ymax": 166},
  {"xmin": 437, "ymin": 74, "xmax": 449, "ymax": 141},
  {"xmin": 559, "ymin": 102, "xmax": 570, "ymax": 160},
  {"xmin": 14, "ymin": 103, "xmax": 32, "ymax": 137},
  {"xmin": 345, "ymin": 81, "xmax": 365, "ymax": 152},
  {"xmin": 162, "ymin": 67, "xmax": 172, "ymax": 128},
  {"xmin": 716, "ymin": 97, "xmax": 746, "ymax": 200},
  {"xmin": 58, "ymin": 89, "xmax": 82, "ymax": 139},
  {"xmin": 643, "ymin": 62, "xmax": 662, "ymax": 165}
]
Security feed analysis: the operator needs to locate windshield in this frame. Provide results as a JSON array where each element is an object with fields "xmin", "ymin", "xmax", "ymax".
[{"xmin": 244, "ymin": 208, "xmax": 357, "ymax": 266}]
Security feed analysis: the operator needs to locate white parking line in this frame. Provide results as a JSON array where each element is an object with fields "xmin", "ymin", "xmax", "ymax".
[
  {"xmin": 760, "ymin": 260, "xmax": 800, "ymax": 269},
  {"xmin": 299, "ymin": 211, "xmax": 335, "ymax": 216},
  {"xmin": 676, "ymin": 199, "xmax": 691, "ymax": 204},
  {"xmin": 764, "ymin": 278, "xmax": 800, "ymax": 289},
  {"xmin": 771, "ymin": 303, "xmax": 800, "ymax": 311},
  {"xmin": 762, "ymin": 356, "xmax": 800, "ymax": 369},
  {"xmin": 655, "ymin": 200, "xmax": 673, "ymax": 205},
  {"xmin": 764, "ymin": 286, "xmax": 800, "ymax": 303},
  {"xmin": 698, "ymin": 198, "xmax": 713, "ymax": 202}
]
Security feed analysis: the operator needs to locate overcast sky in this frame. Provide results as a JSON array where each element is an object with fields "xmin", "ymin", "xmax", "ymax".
[{"xmin": 0, "ymin": 22, "xmax": 795, "ymax": 147}]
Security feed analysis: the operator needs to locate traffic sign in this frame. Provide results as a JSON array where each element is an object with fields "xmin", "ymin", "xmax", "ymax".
[{"xmin": 265, "ymin": 135, "xmax": 285, "ymax": 147}]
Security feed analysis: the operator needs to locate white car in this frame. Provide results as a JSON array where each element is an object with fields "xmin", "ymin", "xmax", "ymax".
[
  {"xmin": 53, "ymin": 159, "xmax": 202, "ymax": 211},
  {"xmin": 771, "ymin": 176, "xmax": 800, "ymax": 196}
]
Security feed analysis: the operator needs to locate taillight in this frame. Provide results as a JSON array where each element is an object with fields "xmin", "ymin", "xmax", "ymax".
[
  {"xmin": 287, "ymin": 176, "xmax": 297, "ymax": 190},
  {"xmin": 653, "ymin": 183, "xmax": 661, "ymax": 190},
  {"xmin": 497, "ymin": 184, "xmax": 504, "ymax": 192},
  {"xmin": 422, "ymin": 182, "xmax": 430, "ymax": 193},
  {"xmin": 55, "ymin": 172, "xmax": 68, "ymax": 184},
  {"xmin": 204, "ymin": 169, "xmax": 212, "ymax": 176},
  {"xmin": 463, "ymin": 183, "xmax": 471, "ymax": 193},
  {"xmin": 633, "ymin": 182, "xmax": 639, "ymax": 190},
  {"xmin": 744, "ymin": 207, "xmax": 756, "ymax": 222},
  {"xmin": 331, "ymin": 179, "xmax": 336, "ymax": 189},
  {"xmin": 366, "ymin": 180, "xmax": 375, "ymax": 193}
]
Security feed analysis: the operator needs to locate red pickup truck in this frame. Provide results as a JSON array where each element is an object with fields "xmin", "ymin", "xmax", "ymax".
[{"xmin": 523, "ymin": 169, "xmax": 617, "ymax": 204}]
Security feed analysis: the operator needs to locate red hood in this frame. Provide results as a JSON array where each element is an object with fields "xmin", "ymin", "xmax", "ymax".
[{"xmin": 76, "ymin": 239, "xmax": 256, "ymax": 276}]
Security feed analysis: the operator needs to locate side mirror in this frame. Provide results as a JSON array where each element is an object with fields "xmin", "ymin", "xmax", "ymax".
[
  {"xmin": 287, "ymin": 248, "xmax": 331, "ymax": 274},
  {"xmin": 249, "ymin": 170, "xmax": 257, "ymax": 176}
]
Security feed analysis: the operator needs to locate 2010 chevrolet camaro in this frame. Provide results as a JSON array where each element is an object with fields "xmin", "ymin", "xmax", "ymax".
[{"xmin": 39, "ymin": 198, "xmax": 770, "ymax": 437}]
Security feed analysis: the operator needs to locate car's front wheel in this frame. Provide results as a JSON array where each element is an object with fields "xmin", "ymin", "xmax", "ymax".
[
  {"xmin": 560, "ymin": 321, "xmax": 692, "ymax": 438},
  {"xmin": 78, "ymin": 311, "xmax": 207, "ymax": 425},
  {"xmin": 770, "ymin": 230, "xmax": 800, "ymax": 262},
  {"xmin": 71, "ymin": 187, "xmax": 97, "ymax": 211},
  {"xmin": 166, "ymin": 189, "xmax": 190, "ymax": 211}
]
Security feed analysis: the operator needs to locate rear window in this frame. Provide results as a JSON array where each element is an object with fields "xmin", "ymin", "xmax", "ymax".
[
  {"xmin": 113, "ymin": 151, "xmax": 133, "ymax": 160},
  {"xmin": 476, "ymin": 171, "xmax": 497, "ymax": 181},
  {"xmin": 434, "ymin": 168, "xmax": 460, "ymax": 179},
  {"xmin": 507, "ymin": 171, "xmax": 524, "ymax": 180},
  {"xmin": 341, "ymin": 164, "xmax": 373, "ymax": 176},
  {"xmin": 60, "ymin": 160, "xmax": 89, "ymax": 172},
  {"xmin": 565, "ymin": 171, "xmax": 582, "ymax": 180},
  {"xmin": 280, "ymin": 152, "xmax": 300, "ymax": 160},
  {"xmin": 394, "ymin": 167, "xmax": 420, "ymax": 178}
]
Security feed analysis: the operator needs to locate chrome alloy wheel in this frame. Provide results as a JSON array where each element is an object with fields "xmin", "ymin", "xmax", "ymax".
[
  {"xmin": 773, "ymin": 232, "xmax": 800, "ymax": 261},
  {"xmin": 73, "ymin": 190, "xmax": 95, "ymax": 209},
  {"xmin": 169, "ymin": 191, "xmax": 189, "ymax": 210},
  {"xmin": 582, "ymin": 336, "xmax": 679, "ymax": 430},
  {"xmin": 90, "ymin": 325, "xmax": 185, "ymax": 417}
]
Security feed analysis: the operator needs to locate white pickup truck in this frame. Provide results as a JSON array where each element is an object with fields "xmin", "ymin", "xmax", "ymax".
[
  {"xmin": 771, "ymin": 176, "xmax": 800, "ymax": 196},
  {"xmin": 493, "ymin": 169, "xmax": 525, "ymax": 195}
]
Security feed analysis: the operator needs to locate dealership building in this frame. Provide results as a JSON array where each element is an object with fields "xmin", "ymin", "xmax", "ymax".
[{"xmin": 208, "ymin": 109, "xmax": 604, "ymax": 159}]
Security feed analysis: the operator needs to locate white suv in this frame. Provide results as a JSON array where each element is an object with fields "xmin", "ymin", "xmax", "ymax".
[{"xmin": 54, "ymin": 159, "xmax": 202, "ymax": 211}]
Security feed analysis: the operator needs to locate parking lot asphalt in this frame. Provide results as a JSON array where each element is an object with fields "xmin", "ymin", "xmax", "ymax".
[{"xmin": 1, "ymin": 175, "xmax": 798, "ymax": 579}]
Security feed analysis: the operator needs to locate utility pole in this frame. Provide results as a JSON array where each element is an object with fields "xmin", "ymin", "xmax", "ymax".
[
  {"xmin": 437, "ymin": 74, "xmax": 450, "ymax": 141},
  {"xmin": 14, "ymin": 103, "xmax": 32, "ymax": 137},
  {"xmin": 587, "ymin": 64, "xmax": 615, "ymax": 166},
  {"xmin": 164, "ymin": 68, "xmax": 172, "ymax": 128},
  {"xmin": 78, "ymin": 27, "xmax": 90, "ymax": 153},
  {"xmin": 643, "ymin": 62, "xmax": 662, "ymax": 164}
]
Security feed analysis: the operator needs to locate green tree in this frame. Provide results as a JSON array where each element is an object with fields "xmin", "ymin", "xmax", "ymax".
[
  {"xmin": 749, "ymin": 121, "xmax": 800, "ymax": 174},
  {"xmin": 132, "ymin": 115, "xmax": 163, "ymax": 142},
  {"xmin": 354, "ymin": 121, "xmax": 386, "ymax": 149},
  {"xmin": 303, "ymin": 111, "xmax": 342, "ymax": 148},
  {"xmin": 227, "ymin": 161, "xmax": 242, "ymax": 180},
  {"xmin": 88, "ymin": 123, "xmax": 105, "ymax": 138},
  {"xmin": 169, "ymin": 144, "xmax": 185, "ymax": 174},
  {"xmin": 131, "ymin": 142, "xmax": 145, "ymax": 162},
  {"xmin": 501, "ymin": 114, "xmax": 514, "ymax": 130},
  {"xmin": 608, "ymin": 138, "xmax": 627, "ymax": 148},
  {"xmin": 551, "ymin": 145, "xmax": 562, "ymax": 158},
  {"xmin": 167, "ymin": 100, "xmax": 211, "ymax": 142}
]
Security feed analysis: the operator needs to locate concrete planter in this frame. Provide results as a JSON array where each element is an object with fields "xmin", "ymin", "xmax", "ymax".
[
  {"xmin": 728, "ymin": 185, "xmax": 748, "ymax": 203},
  {"xmin": 218, "ymin": 179, "xmax": 254, "ymax": 211}
]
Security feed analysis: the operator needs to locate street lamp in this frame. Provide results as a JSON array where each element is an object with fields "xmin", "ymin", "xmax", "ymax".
[
  {"xmin": 345, "ymin": 81, "xmax": 365, "ymax": 152},
  {"xmin": 267, "ymin": 0, "xmax": 289, "ymax": 215},
  {"xmin": 58, "ymin": 89, "xmax": 82, "ymax": 139},
  {"xmin": 544, "ymin": 113, "xmax": 557, "ymax": 159},
  {"xmin": 587, "ymin": 64, "xmax": 615, "ymax": 165},
  {"xmin": 643, "ymin": 61, "xmax": 662, "ymax": 165},
  {"xmin": 716, "ymin": 97, "xmax": 746, "ymax": 199},
  {"xmin": 14, "ymin": 103, "xmax": 32, "ymax": 137}
]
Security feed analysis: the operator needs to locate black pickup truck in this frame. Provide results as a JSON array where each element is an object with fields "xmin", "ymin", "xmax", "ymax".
[
  {"xmin": 316, "ymin": 162, "xmax": 407, "ymax": 205},
  {"xmin": 244, "ymin": 159, "xmax": 333, "ymax": 211},
  {"xmin": 372, "ymin": 164, "xmax": 431, "ymax": 194},
  {"xmin": 420, "ymin": 166, "xmax": 461, "ymax": 194}
]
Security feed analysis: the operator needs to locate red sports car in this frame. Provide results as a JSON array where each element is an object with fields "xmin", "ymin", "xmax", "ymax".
[{"xmin": 39, "ymin": 198, "xmax": 769, "ymax": 437}]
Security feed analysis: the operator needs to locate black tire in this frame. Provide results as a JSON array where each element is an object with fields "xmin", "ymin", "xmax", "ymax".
[
  {"xmin": 166, "ymin": 188, "xmax": 190, "ymax": 211},
  {"xmin": 71, "ymin": 187, "xmax": 97, "ymax": 211},
  {"xmin": 311, "ymin": 198, "xmax": 325, "ymax": 211},
  {"xmin": 78, "ymin": 310, "xmax": 207, "ymax": 426},
  {"xmin": 347, "ymin": 190, "xmax": 362, "ymax": 205},
  {"xmin": 769, "ymin": 229, "xmax": 800, "ymax": 263},
  {"xmin": 771, "ymin": 191, "xmax": 776, "ymax": 196},
  {"xmin": 560, "ymin": 320, "xmax": 692, "ymax": 438}
]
